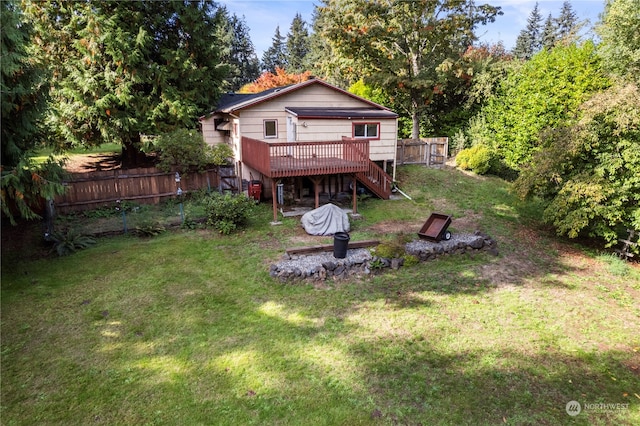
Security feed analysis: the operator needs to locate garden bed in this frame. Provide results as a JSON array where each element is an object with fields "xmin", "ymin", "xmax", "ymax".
[{"xmin": 270, "ymin": 231, "xmax": 498, "ymax": 281}]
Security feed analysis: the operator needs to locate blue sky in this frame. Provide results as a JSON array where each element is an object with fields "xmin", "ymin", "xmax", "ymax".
[{"xmin": 219, "ymin": 0, "xmax": 606, "ymax": 58}]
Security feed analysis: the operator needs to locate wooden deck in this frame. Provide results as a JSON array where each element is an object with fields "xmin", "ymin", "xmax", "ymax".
[
  {"xmin": 241, "ymin": 136, "xmax": 394, "ymax": 221},
  {"xmin": 242, "ymin": 137, "xmax": 369, "ymax": 178}
]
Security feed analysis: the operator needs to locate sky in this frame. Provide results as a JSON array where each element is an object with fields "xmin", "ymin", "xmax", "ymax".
[{"xmin": 219, "ymin": 0, "xmax": 606, "ymax": 58}]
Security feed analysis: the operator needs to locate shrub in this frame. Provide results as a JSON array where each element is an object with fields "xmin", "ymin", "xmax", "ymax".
[
  {"xmin": 49, "ymin": 228, "xmax": 96, "ymax": 256},
  {"xmin": 154, "ymin": 129, "xmax": 233, "ymax": 174},
  {"xmin": 204, "ymin": 192, "xmax": 257, "ymax": 234},
  {"xmin": 135, "ymin": 220, "xmax": 166, "ymax": 237},
  {"xmin": 514, "ymin": 82, "xmax": 640, "ymax": 246},
  {"xmin": 371, "ymin": 234, "xmax": 418, "ymax": 267},
  {"xmin": 403, "ymin": 254, "xmax": 420, "ymax": 267},
  {"xmin": 456, "ymin": 145, "xmax": 492, "ymax": 174},
  {"xmin": 449, "ymin": 129, "xmax": 469, "ymax": 155},
  {"xmin": 372, "ymin": 242, "xmax": 403, "ymax": 259}
]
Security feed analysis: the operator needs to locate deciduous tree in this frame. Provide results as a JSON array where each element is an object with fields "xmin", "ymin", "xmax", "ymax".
[
  {"xmin": 514, "ymin": 83, "xmax": 640, "ymax": 245},
  {"xmin": 317, "ymin": 0, "xmax": 501, "ymax": 139},
  {"xmin": 238, "ymin": 67, "xmax": 312, "ymax": 93},
  {"xmin": 478, "ymin": 42, "xmax": 609, "ymax": 172},
  {"xmin": 596, "ymin": 0, "xmax": 640, "ymax": 83}
]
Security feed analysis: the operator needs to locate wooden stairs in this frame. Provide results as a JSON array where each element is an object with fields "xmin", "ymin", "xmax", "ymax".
[{"xmin": 356, "ymin": 160, "xmax": 393, "ymax": 199}]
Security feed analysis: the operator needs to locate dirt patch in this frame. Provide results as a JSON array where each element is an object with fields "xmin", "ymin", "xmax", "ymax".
[
  {"xmin": 477, "ymin": 255, "xmax": 540, "ymax": 287},
  {"xmin": 63, "ymin": 152, "xmax": 157, "ymax": 173},
  {"xmin": 369, "ymin": 219, "xmax": 425, "ymax": 235},
  {"xmin": 367, "ymin": 211, "xmax": 482, "ymax": 236},
  {"xmin": 452, "ymin": 210, "xmax": 483, "ymax": 232},
  {"xmin": 64, "ymin": 153, "xmax": 122, "ymax": 173}
]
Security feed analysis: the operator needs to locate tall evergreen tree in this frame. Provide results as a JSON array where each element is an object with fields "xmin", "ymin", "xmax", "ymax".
[
  {"xmin": 1, "ymin": 0, "xmax": 65, "ymax": 223},
  {"xmin": 307, "ymin": 6, "xmax": 350, "ymax": 87},
  {"xmin": 262, "ymin": 26, "xmax": 287, "ymax": 73},
  {"xmin": 512, "ymin": 2, "xmax": 543, "ymax": 59},
  {"xmin": 555, "ymin": 1, "xmax": 579, "ymax": 41},
  {"xmin": 541, "ymin": 14, "xmax": 557, "ymax": 50},
  {"xmin": 23, "ymin": 1, "xmax": 229, "ymax": 167},
  {"xmin": 1, "ymin": 0, "xmax": 47, "ymax": 167},
  {"xmin": 223, "ymin": 14, "xmax": 260, "ymax": 91},
  {"xmin": 286, "ymin": 13, "xmax": 310, "ymax": 73}
]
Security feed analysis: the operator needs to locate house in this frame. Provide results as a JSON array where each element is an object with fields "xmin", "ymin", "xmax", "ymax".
[{"xmin": 199, "ymin": 78, "xmax": 398, "ymax": 222}]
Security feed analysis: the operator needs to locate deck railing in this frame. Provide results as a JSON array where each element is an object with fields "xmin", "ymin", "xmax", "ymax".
[
  {"xmin": 241, "ymin": 137, "xmax": 370, "ymax": 178},
  {"xmin": 356, "ymin": 161, "xmax": 392, "ymax": 199}
]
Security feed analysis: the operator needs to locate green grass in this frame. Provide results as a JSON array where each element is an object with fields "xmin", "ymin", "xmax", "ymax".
[
  {"xmin": 30, "ymin": 143, "xmax": 121, "ymax": 166},
  {"xmin": 33, "ymin": 142, "xmax": 121, "ymax": 158},
  {"xmin": 2, "ymin": 165, "xmax": 639, "ymax": 425}
]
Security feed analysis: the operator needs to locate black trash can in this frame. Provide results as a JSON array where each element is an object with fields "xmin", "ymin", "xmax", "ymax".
[{"xmin": 333, "ymin": 232, "xmax": 350, "ymax": 259}]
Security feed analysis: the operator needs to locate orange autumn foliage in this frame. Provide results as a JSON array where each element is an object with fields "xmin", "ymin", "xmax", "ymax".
[{"xmin": 238, "ymin": 67, "xmax": 312, "ymax": 93}]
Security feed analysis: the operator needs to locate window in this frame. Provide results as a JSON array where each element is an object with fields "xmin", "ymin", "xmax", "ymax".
[
  {"xmin": 264, "ymin": 120, "xmax": 278, "ymax": 138},
  {"xmin": 353, "ymin": 123, "xmax": 379, "ymax": 139}
]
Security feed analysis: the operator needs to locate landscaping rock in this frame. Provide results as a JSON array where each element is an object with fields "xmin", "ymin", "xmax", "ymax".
[{"xmin": 269, "ymin": 232, "xmax": 498, "ymax": 282}]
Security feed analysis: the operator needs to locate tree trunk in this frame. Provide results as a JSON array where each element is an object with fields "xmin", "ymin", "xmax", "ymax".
[
  {"xmin": 121, "ymin": 133, "xmax": 147, "ymax": 169},
  {"xmin": 411, "ymin": 90, "xmax": 421, "ymax": 140}
]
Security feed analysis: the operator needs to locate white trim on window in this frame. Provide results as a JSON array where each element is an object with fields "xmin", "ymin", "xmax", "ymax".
[
  {"xmin": 353, "ymin": 122, "xmax": 379, "ymax": 140},
  {"xmin": 264, "ymin": 119, "xmax": 278, "ymax": 139}
]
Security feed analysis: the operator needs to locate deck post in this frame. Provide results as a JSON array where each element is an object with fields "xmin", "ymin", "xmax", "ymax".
[
  {"xmin": 271, "ymin": 178, "xmax": 278, "ymax": 223},
  {"xmin": 312, "ymin": 177, "xmax": 321, "ymax": 208},
  {"xmin": 352, "ymin": 174, "xmax": 357, "ymax": 214}
]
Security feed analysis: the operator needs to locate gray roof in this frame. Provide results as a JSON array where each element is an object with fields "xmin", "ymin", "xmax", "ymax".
[
  {"xmin": 285, "ymin": 107, "xmax": 398, "ymax": 119},
  {"xmin": 214, "ymin": 85, "xmax": 294, "ymax": 112},
  {"xmin": 201, "ymin": 79, "xmax": 396, "ymax": 119}
]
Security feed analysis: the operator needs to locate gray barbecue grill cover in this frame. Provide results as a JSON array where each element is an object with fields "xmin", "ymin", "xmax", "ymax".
[{"xmin": 301, "ymin": 203, "xmax": 351, "ymax": 236}]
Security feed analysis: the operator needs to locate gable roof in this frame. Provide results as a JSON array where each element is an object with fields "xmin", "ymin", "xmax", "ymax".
[{"xmin": 202, "ymin": 79, "xmax": 394, "ymax": 119}]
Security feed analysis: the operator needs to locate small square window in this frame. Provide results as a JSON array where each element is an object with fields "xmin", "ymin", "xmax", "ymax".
[{"xmin": 264, "ymin": 120, "xmax": 277, "ymax": 138}]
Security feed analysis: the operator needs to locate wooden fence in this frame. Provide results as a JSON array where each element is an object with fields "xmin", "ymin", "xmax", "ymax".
[
  {"xmin": 54, "ymin": 167, "xmax": 223, "ymax": 213},
  {"xmin": 397, "ymin": 138, "xmax": 449, "ymax": 167}
]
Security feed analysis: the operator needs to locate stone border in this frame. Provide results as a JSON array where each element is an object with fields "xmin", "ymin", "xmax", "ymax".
[{"xmin": 270, "ymin": 231, "xmax": 498, "ymax": 282}]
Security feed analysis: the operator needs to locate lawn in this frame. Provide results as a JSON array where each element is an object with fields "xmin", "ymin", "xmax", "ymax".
[{"xmin": 2, "ymin": 165, "xmax": 639, "ymax": 425}]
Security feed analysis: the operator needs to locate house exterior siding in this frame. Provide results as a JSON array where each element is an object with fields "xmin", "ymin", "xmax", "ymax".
[
  {"xmin": 201, "ymin": 84, "xmax": 397, "ymax": 159},
  {"xmin": 199, "ymin": 79, "xmax": 398, "ymax": 197}
]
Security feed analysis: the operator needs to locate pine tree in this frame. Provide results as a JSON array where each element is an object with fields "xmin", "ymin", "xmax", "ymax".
[
  {"xmin": 513, "ymin": 30, "xmax": 533, "ymax": 60},
  {"xmin": 286, "ymin": 13, "xmax": 310, "ymax": 73},
  {"xmin": 555, "ymin": 1, "xmax": 579, "ymax": 42},
  {"xmin": 23, "ymin": 1, "xmax": 229, "ymax": 167},
  {"xmin": 1, "ymin": 0, "xmax": 65, "ymax": 223},
  {"xmin": 307, "ymin": 5, "xmax": 349, "ymax": 87},
  {"xmin": 512, "ymin": 2, "xmax": 543, "ymax": 59},
  {"xmin": 262, "ymin": 26, "xmax": 288, "ymax": 73},
  {"xmin": 224, "ymin": 14, "xmax": 260, "ymax": 91},
  {"xmin": 1, "ymin": 0, "xmax": 47, "ymax": 167},
  {"xmin": 541, "ymin": 14, "xmax": 557, "ymax": 50}
]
